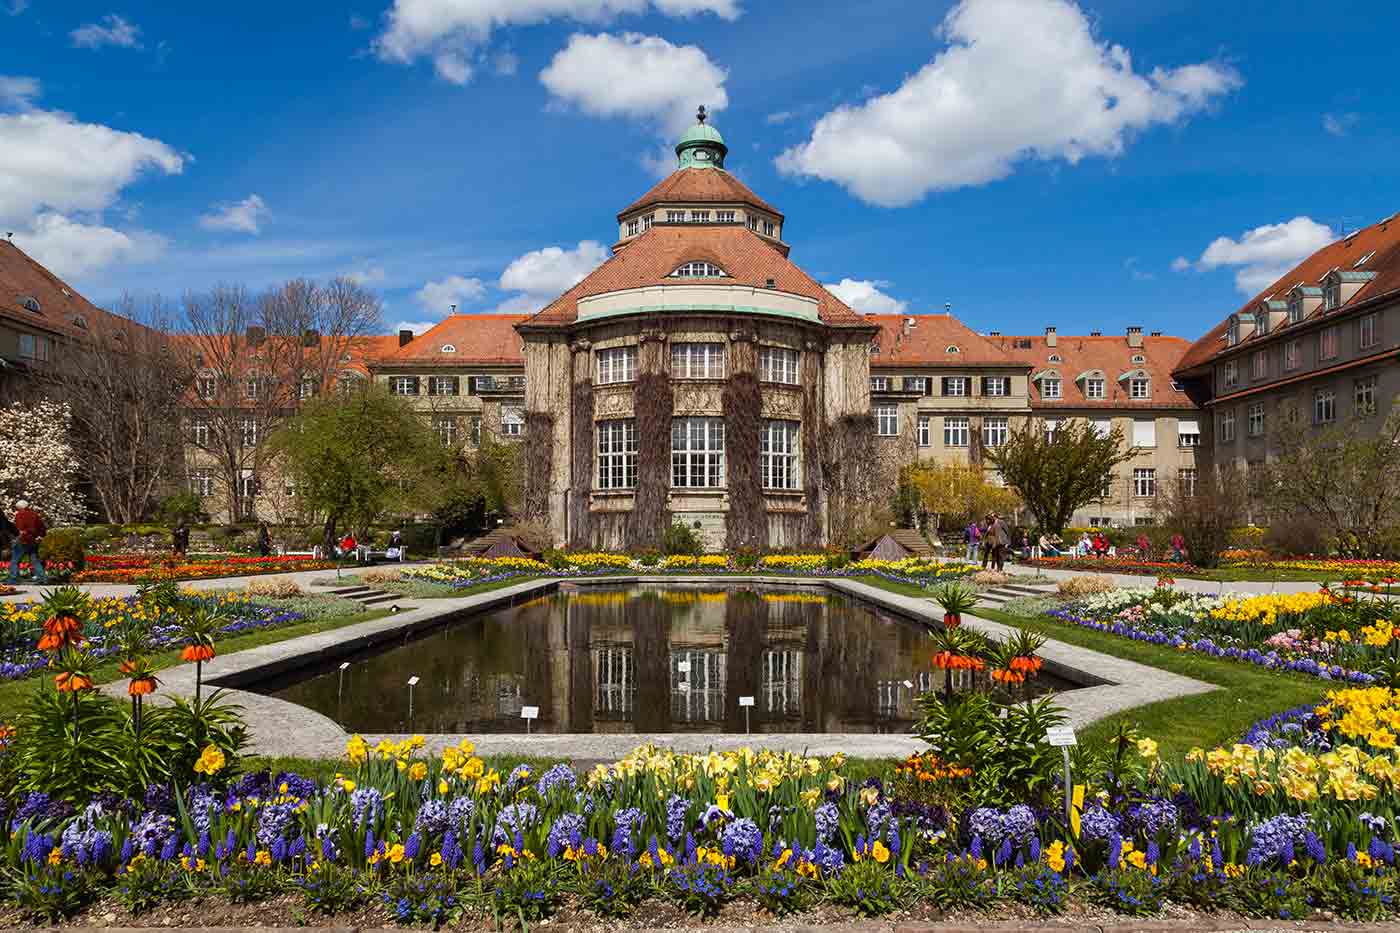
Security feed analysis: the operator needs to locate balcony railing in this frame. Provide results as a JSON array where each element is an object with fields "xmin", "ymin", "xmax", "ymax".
[{"xmin": 470, "ymin": 376, "xmax": 526, "ymax": 395}]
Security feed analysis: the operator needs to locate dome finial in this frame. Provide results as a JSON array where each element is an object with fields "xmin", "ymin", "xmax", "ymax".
[{"xmin": 696, "ymin": 104, "xmax": 708, "ymax": 125}]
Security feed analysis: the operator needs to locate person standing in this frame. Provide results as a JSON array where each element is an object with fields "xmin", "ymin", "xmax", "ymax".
[
  {"xmin": 256, "ymin": 522, "xmax": 272, "ymax": 557},
  {"xmin": 7, "ymin": 500, "xmax": 48, "ymax": 585},
  {"xmin": 964, "ymin": 520, "xmax": 980, "ymax": 563},
  {"xmin": 991, "ymin": 513, "xmax": 1011, "ymax": 572},
  {"xmin": 172, "ymin": 523, "xmax": 190, "ymax": 559}
]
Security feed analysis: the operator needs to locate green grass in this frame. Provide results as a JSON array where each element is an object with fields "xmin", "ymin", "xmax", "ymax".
[{"xmin": 340, "ymin": 574, "xmax": 534, "ymax": 600}]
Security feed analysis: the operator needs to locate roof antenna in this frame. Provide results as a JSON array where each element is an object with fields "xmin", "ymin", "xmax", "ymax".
[
  {"xmin": 945, "ymin": 301, "xmax": 952, "ymax": 314},
  {"xmin": 450, "ymin": 304, "xmax": 457, "ymax": 314},
  {"xmin": 696, "ymin": 104, "xmax": 707, "ymax": 124}
]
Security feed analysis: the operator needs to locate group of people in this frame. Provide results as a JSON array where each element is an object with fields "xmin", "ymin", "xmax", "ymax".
[
  {"xmin": 963, "ymin": 513, "xmax": 1012, "ymax": 572},
  {"xmin": 1, "ymin": 500, "xmax": 49, "ymax": 585}
]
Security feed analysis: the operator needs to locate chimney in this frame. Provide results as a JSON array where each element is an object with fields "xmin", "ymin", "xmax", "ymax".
[
  {"xmin": 1150, "ymin": 330, "xmax": 1162, "ymax": 337},
  {"xmin": 245, "ymin": 326, "xmax": 265, "ymax": 347},
  {"xmin": 1126, "ymin": 325, "xmax": 1143, "ymax": 348},
  {"xmin": 301, "ymin": 329, "xmax": 319, "ymax": 348},
  {"xmin": 989, "ymin": 330, "xmax": 1001, "ymax": 337},
  {"xmin": 399, "ymin": 328, "xmax": 413, "ymax": 347},
  {"xmin": 1089, "ymin": 330, "xmax": 1102, "ymax": 337},
  {"xmin": 1044, "ymin": 326, "xmax": 1057, "ymax": 348},
  {"xmin": 903, "ymin": 316, "xmax": 915, "ymax": 336}
]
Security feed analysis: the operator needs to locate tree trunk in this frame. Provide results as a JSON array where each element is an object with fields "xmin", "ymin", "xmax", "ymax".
[{"xmin": 322, "ymin": 513, "xmax": 338, "ymax": 556}]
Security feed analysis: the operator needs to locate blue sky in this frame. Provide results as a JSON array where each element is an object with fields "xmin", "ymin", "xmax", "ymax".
[{"xmin": 2, "ymin": 0, "xmax": 1397, "ymax": 339}]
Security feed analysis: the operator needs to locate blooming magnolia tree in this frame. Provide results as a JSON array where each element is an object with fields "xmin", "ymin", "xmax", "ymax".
[{"xmin": 0, "ymin": 399, "xmax": 86, "ymax": 525}]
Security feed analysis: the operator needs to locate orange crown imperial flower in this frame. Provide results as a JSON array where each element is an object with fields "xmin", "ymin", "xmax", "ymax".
[
  {"xmin": 181, "ymin": 644, "xmax": 216, "ymax": 663},
  {"xmin": 55, "ymin": 672, "xmax": 93, "ymax": 693},
  {"xmin": 127, "ymin": 676, "xmax": 158, "ymax": 697}
]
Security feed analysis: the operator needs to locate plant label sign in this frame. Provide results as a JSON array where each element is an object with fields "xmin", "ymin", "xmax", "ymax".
[
  {"xmin": 520, "ymin": 706, "xmax": 539, "ymax": 720},
  {"xmin": 1046, "ymin": 725, "xmax": 1077, "ymax": 747},
  {"xmin": 406, "ymin": 676, "xmax": 420, "ymax": 687},
  {"xmin": 738, "ymin": 696, "xmax": 755, "ymax": 707}
]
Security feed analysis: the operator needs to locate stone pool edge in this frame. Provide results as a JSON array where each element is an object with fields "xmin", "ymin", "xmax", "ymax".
[{"xmin": 102, "ymin": 575, "xmax": 1215, "ymax": 760}]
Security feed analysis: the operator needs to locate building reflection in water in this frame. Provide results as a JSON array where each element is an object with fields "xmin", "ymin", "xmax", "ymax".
[{"xmin": 264, "ymin": 585, "xmax": 1067, "ymax": 735}]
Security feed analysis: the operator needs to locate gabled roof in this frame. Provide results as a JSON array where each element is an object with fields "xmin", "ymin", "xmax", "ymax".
[
  {"xmin": 0, "ymin": 240, "xmax": 108, "ymax": 338},
  {"xmin": 867, "ymin": 313, "xmax": 1021, "ymax": 367},
  {"xmin": 1175, "ymin": 212, "xmax": 1400, "ymax": 373},
  {"xmin": 521, "ymin": 225, "xmax": 867, "ymax": 328},
  {"xmin": 619, "ymin": 168, "xmax": 781, "ymax": 220},
  {"xmin": 994, "ymin": 334, "xmax": 1197, "ymax": 410},
  {"xmin": 380, "ymin": 314, "xmax": 528, "ymax": 367}
]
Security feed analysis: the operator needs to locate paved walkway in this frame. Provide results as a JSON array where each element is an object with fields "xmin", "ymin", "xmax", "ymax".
[{"xmin": 1011, "ymin": 563, "xmax": 1325, "ymax": 595}]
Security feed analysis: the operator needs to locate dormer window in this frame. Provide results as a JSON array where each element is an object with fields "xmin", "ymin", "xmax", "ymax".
[
  {"xmin": 1047, "ymin": 353, "xmax": 1062, "ymax": 363},
  {"xmin": 16, "ymin": 295, "xmax": 39, "ymax": 313},
  {"xmin": 626, "ymin": 219, "xmax": 640, "ymax": 237},
  {"xmin": 1288, "ymin": 295, "xmax": 1302, "ymax": 323},
  {"xmin": 945, "ymin": 344, "xmax": 960, "ymax": 354},
  {"xmin": 441, "ymin": 344, "xmax": 456, "ymax": 353},
  {"xmin": 1129, "ymin": 377, "xmax": 1150, "ymax": 399},
  {"xmin": 1324, "ymin": 281, "xmax": 1341, "ymax": 310},
  {"xmin": 1255, "ymin": 311, "xmax": 1269, "ymax": 336},
  {"xmin": 1226, "ymin": 317, "xmax": 1240, "ymax": 346},
  {"xmin": 1131, "ymin": 354, "xmax": 1145, "ymax": 365},
  {"xmin": 1085, "ymin": 377, "xmax": 1105, "ymax": 399},
  {"xmin": 671, "ymin": 261, "xmax": 726, "ymax": 278}
]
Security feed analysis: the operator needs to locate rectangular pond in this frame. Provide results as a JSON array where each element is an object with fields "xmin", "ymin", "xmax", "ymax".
[{"xmin": 254, "ymin": 583, "xmax": 1079, "ymax": 734}]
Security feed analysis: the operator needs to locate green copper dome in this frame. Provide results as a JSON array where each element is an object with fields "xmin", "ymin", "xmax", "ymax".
[{"xmin": 676, "ymin": 105, "xmax": 727, "ymax": 169}]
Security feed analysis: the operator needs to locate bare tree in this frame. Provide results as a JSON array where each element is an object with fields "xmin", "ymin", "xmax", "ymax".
[
  {"xmin": 38, "ymin": 296, "xmax": 193, "ymax": 523},
  {"xmin": 1154, "ymin": 464, "xmax": 1247, "ymax": 567}
]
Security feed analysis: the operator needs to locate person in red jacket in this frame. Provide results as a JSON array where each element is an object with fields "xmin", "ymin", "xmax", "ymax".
[
  {"xmin": 7, "ymin": 500, "xmax": 48, "ymax": 585},
  {"xmin": 339, "ymin": 532, "xmax": 357, "ymax": 559}
]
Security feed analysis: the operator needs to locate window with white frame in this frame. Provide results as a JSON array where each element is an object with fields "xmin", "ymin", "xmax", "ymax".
[
  {"xmin": 670, "ymin": 261, "xmax": 726, "ymax": 278},
  {"xmin": 1222, "ymin": 360, "xmax": 1238, "ymax": 388},
  {"xmin": 191, "ymin": 417, "xmax": 209, "ymax": 447},
  {"xmin": 716, "ymin": 210, "xmax": 736, "ymax": 223},
  {"xmin": 747, "ymin": 216, "xmax": 758, "ymax": 231},
  {"xmin": 1314, "ymin": 388, "xmax": 1336, "ymax": 424},
  {"xmin": 759, "ymin": 346, "xmax": 799, "ymax": 384},
  {"xmin": 641, "ymin": 214, "xmax": 653, "ymax": 231},
  {"xmin": 671, "ymin": 418, "xmax": 725, "ymax": 487},
  {"xmin": 874, "ymin": 405, "xmax": 898, "ymax": 436},
  {"xmin": 1255, "ymin": 312, "xmax": 1270, "ymax": 336},
  {"xmin": 1226, "ymin": 318, "xmax": 1240, "ymax": 346},
  {"xmin": 189, "ymin": 469, "xmax": 215, "ymax": 497},
  {"xmin": 670, "ymin": 342, "xmax": 726, "ymax": 378},
  {"xmin": 1091, "ymin": 417, "xmax": 1112, "ymax": 438},
  {"xmin": 390, "ymin": 376, "xmax": 418, "ymax": 396},
  {"xmin": 433, "ymin": 415, "xmax": 458, "ymax": 447},
  {"xmin": 1179, "ymin": 468, "xmax": 1198, "ymax": 497},
  {"xmin": 1288, "ymin": 297, "xmax": 1302, "ymax": 324},
  {"xmin": 689, "ymin": 210, "xmax": 711, "ymax": 223},
  {"xmin": 1178, "ymin": 419, "xmax": 1200, "ymax": 447},
  {"xmin": 244, "ymin": 377, "xmax": 260, "ymax": 400},
  {"xmin": 941, "ymin": 376, "xmax": 969, "ymax": 397},
  {"xmin": 300, "ymin": 378, "xmax": 316, "ymax": 400},
  {"xmin": 905, "ymin": 376, "xmax": 929, "ymax": 395},
  {"xmin": 501, "ymin": 407, "xmax": 524, "ymax": 436},
  {"xmin": 982, "ymin": 376, "xmax": 1010, "ymax": 397},
  {"xmin": 943, "ymin": 416, "xmax": 969, "ymax": 447},
  {"xmin": 597, "ymin": 346, "xmax": 637, "ymax": 384},
  {"xmin": 870, "ymin": 376, "xmax": 890, "ymax": 392},
  {"xmin": 240, "ymin": 417, "xmax": 258, "ymax": 447},
  {"xmin": 594, "ymin": 647, "xmax": 635, "ymax": 716},
  {"xmin": 1247, "ymin": 402, "xmax": 1265, "ymax": 437},
  {"xmin": 626, "ymin": 218, "xmax": 640, "ymax": 236},
  {"xmin": 760, "ymin": 420, "xmax": 800, "ymax": 490},
  {"xmin": 666, "ymin": 210, "xmax": 686, "ymax": 223},
  {"xmin": 762, "ymin": 219, "xmax": 776, "ymax": 236},
  {"xmin": 1132, "ymin": 418, "xmax": 1156, "ymax": 447},
  {"xmin": 1129, "ymin": 377, "xmax": 1150, "ymax": 399},
  {"xmin": 1041, "ymin": 377, "xmax": 1061, "ymax": 400},
  {"xmin": 598, "ymin": 420, "xmax": 638, "ymax": 489},
  {"xmin": 197, "ymin": 376, "xmax": 217, "ymax": 400},
  {"xmin": 1133, "ymin": 468, "xmax": 1156, "ymax": 498},
  {"xmin": 1085, "ymin": 377, "xmax": 1105, "ymax": 399},
  {"xmin": 917, "ymin": 414, "xmax": 931, "ymax": 447},
  {"xmin": 1320, "ymin": 325, "xmax": 1339, "ymax": 360},
  {"xmin": 1284, "ymin": 340, "xmax": 1302, "ymax": 371},
  {"xmin": 1251, "ymin": 350, "xmax": 1267, "ymax": 380},
  {"xmin": 1360, "ymin": 313, "xmax": 1378, "ymax": 349},
  {"xmin": 469, "ymin": 415, "xmax": 482, "ymax": 447},
  {"xmin": 1043, "ymin": 418, "xmax": 1060, "ymax": 442},
  {"xmin": 982, "ymin": 416, "xmax": 1008, "ymax": 448},
  {"xmin": 429, "ymin": 375, "xmax": 459, "ymax": 396},
  {"xmin": 238, "ymin": 474, "xmax": 258, "ymax": 518},
  {"xmin": 1325, "ymin": 281, "xmax": 1341, "ymax": 310},
  {"xmin": 1355, "ymin": 375, "xmax": 1378, "ymax": 416},
  {"xmin": 1220, "ymin": 409, "xmax": 1236, "ymax": 442}
]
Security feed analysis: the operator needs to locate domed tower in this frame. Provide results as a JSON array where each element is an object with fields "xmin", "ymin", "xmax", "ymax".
[{"xmin": 613, "ymin": 107, "xmax": 787, "ymax": 255}]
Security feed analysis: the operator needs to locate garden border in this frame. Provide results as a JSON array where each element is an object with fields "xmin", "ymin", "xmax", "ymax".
[{"xmin": 101, "ymin": 576, "xmax": 1214, "ymax": 760}]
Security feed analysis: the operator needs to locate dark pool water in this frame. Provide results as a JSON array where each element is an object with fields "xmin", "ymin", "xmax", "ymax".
[{"xmin": 258, "ymin": 585, "xmax": 1076, "ymax": 735}]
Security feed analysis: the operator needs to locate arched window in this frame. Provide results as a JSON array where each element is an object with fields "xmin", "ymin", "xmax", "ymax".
[
  {"xmin": 945, "ymin": 344, "xmax": 960, "ymax": 354},
  {"xmin": 1048, "ymin": 353, "xmax": 1062, "ymax": 363},
  {"xmin": 440, "ymin": 344, "xmax": 457, "ymax": 353},
  {"xmin": 1131, "ymin": 354, "xmax": 1145, "ymax": 364},
  {"xmin": 670, "ymin": 261, "xmax": 727, "ymax": 278}
]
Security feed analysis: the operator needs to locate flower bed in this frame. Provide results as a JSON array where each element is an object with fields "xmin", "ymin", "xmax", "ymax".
[
  {"xmin": 1028, "ymin": 553, "xmax": 1400, "ymax": 582},
  {"xmin": 72, "ymin": 554, "xmax": 336, "ymax": 584},
  {"xmin": 1024, "ymin": 555, "xmax": 1200, "ymax": 576}
]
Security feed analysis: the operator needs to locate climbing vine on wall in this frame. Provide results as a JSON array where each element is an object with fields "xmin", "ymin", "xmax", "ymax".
[
  {"xmin": 799, "ymin": 343, "xmax": 825, "ymax": 547},
  {"xmin": 628, "ymin": 334, "xmax": 672, "ymax": 547},
  {"xmin": 822, "ymin": 412, "xmax": 879, "ymax": 548},
  {"xmin": 568, "ymin": 373, "xmax": 594, "ymax": 548},
  {"xmin": 522, "ymin": 412, "xmax": 554, "ymax": 524},
  {"xmin": 723, "ymin": 337, "xmax": 763, "ymax": 551}
]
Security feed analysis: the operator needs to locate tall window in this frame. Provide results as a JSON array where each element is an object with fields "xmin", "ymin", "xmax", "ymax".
[
  {"xmin": 598, "ymin": 420, "xmax": 638, "ymax": 489},
  {"xmin": 670, "ymin": 342, "xmax": 726, "ymax": 378},
  {"xmin": 904, "ymin": 376, "xmax": 929, "ymax": 395},
  {"xmin": 870, "ymin": 376, "xmax": 890, "ymax": 392},
  {"xmin": 1222, "ymin": 360, "xmax": 1238, "ymax": 388},
  {"xmin": 428, "ymin": 375, "xmax": 459, "ymax": 396},
  {"xmin": 1129, "ymin": 377, "xmax": 1150, "ymax": 399},
  {"xmin": 1324, "ymin": 282, "xmax": 1340, "ymax": 310},
  {"xmin": 759, "ymin": 346, "xmax": 799, "ymax": 384},
  {"xmin": 1360, "ymin": 313, "xmax": 1378, "ymax": 349},
  {"xmin": 982, "ymin": 376, "xmax": 1010, "ymax": 397},
  {"xmin": 1178, "ymin": 420, "xmax": 1200, "ymax": 447},
  {"xmin": 17, "ymin": 334, "xmax": 48, "ymax": 360},
  {"xmin": 672, "ymin": 418, "xmax": 725, "ymax": 488},
  {"xmin": 594, "ymin": 648, "xmax": 634, "ymax": 716},
  {"xmin": 244, "ymin": 377, "xmax": 260, "ymax": 400},
  {"xmin": 1041, "ymin": 377, "xmax": 1061, "ymax": 400},
  {"xmin": 943, "ymin": 416, "xmax": 969, "ymax": 447},
  {"xmin": 1247, "ymin": 402, "xmax": 1265, "ymax": 437},
  {"xmin": 1284, "ymin": 340, "xmax": 1302, "ymax": 371},
  {"xmin": 1319, "ymin": 325, "xmax": 1339, "ymax": 361},
  {"xmin": 1178, "ymin": 468, "xmax": 1198, "ymax": 497},
  {"xmin": 189, "ymin": 469, "xmax": 215, "ymax": 497},
  {"xmin": 626, "ymin": 219, "xmax": 640, "ymax": 237},
  {"xmin": 300, "ymin": 378, "xmax": 316, "ymax": 400},
  {"xmin": 1226, "ymin": 318, "xmax": 1240, "ymax": 346},
  {"xmin": 1132, "ymin": 468, "xmax": 1156, "ymax": 498},
  {"xmin": 917, "ymin": 414, "xmax": 931, "ymax": 447},
  {"xmin": 983, "ymin": 416, "xmax": 1009, "ymax": 448},
  {"xmin": 390, "ymin": 376, "xmax": 418, "ymax": 396},
  {"xmin": 760, "ymin": 420, "xmax": 800, "ymax": 490},
  {"xmin": 597, "ymin": 346, "xmax": 636, "ymax": 384},
  {"xmin": 469, "ymin": 415, "xmax": 482, "ymax": 447},
  {"xmin": 1085, "ymin": 377, "xmax": 1105, "ymax": 399},
  {"xmin": 1314, "ymin": 388, "xmax": 1336, "ymax": 424},
  {"xmin": 501, "ymin": 407, "xmax": 524, "ymax": 436},
  {"xmin": 190, "ymin": 417, "xmax": 209, "ymax": 447},
  {"xmin": 874, "ymin": 405, "xmax": 898, "ymax": 436},
  {"xmin": 762, "ymin": 219, "xmax": 776, "ymax": 236},
  {"xmin": 239, "ymin": 417, "xmax": 258, "ymax": 448},
  {"xmin": 1219, "ymin": 409, "xmax": 1235, "ymax": 442},
  {"xmin": 1355, "ymin": 375, "xmax": 1378, "ymax": 416},
  {"xmin": 941, "ymin": 376, "xmax": 969, "ymax": 397},
  {"xmin": 433, "ymin": 415, "xmax": 457, "ymax": 447},
  {"xmin": 197, "ymin": 376, "xmax": 217, "ymax": 400},
  {"xmin": 1251, "ymin": 350, "xmax": 1267, "ymax": 381}
]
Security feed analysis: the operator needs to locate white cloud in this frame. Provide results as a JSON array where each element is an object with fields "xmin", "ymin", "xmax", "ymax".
[
  {"xmin": 433, "ymin": 52, "xmax": 472, "ymax": 84},
  {"xmin": 765, "ymin": 110, "xmax": 794, "ymax": 125},
  {"xmin": 17, "ymin": 212, "xmax": 166, "ymax": 279},
  {"xmin": 823, "ymin": 278, "xmax": 908, "ymax": 314},
  {"xmin": 1323, "ymin": 112, "xmax": 1359, "ymax": 136},
  {"xmin": 499, "ymin": 240, "xmax": 607, "ymax": 303},
  {"xmin": 540, "ymin": 32, "xmax": 727, "ymax": 137},
  {"xmin": 375, "ymin": 0, "xmax": 737, "ymax": 83},
  {"xmin": 198, "ymin": 194, "xmax": 269, "ymax": 235},
  {"xmin": 1176, "ymin": 216, "xmax": 1336, "ymax": 295},
  {"xmin": 70, "ymin": 14, "xmax": 143, "ymax": 49},
  {"xmin": 415, "ymin": 274, "xmax": 487, "ymax": 313},
  {"xmin": 776, "ymin": 0, "xmax": 1240, "ymax": 206},
  {"xmin": 343, "ymin": 264, "xmax": 386, "ymax": 285},
  {"xmin": 0, "ymin": 75, "xmax": 39, "ymax": 110},
  {"xmin": 394, "ymin": 320, "xmax": 439, "ymax": 335}
]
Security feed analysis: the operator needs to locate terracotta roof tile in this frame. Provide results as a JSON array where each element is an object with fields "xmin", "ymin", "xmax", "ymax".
[
  {"xmin": 619, "ymin": 168, "xmax": 781, "ymax": 220},
  {"xmin": 1176, "ymin": 212, "xmax": 1400, "ymax": 373},
  {"xmin": 381, "ymin": 314, "xmax": 528, "ymax": 366},
  {"xmin": 522, "ymin": 226, "xmax": 868, "ymax": 328},
  {"xmin": 0, "ymin": 240, "xmax": 108, "ymax": 338},
  {"xmin": 994, "ymin": 333, "xmax": 1197, "ymax": 409},
  {"xmin": 867, "ymin": 313, "xmax": 1021, "ymax": 367}
]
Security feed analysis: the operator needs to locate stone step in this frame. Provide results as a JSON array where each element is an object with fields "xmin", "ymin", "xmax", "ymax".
[
  {"xmin": 998, "ymin": 583, "xmax": 1056, "ymax": 597},
  {"xmin": 327, "ymin": 585, "xmax": 374, "ymax": 596},
  {"xmin": 359, "ymin": 593, "xmax": 400, "ymax": 607}
]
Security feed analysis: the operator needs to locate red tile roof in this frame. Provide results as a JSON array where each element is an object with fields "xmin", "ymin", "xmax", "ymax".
[
  {"xmin": 521, "ymin": 225, "xmax": 868, "ymax": 328},
  {"xmin": 0, "ymin": 240, "xmax": 107, "ymax": 338},
  {"xmin": 993, "ymin": 333, "xmax": 1197, "ymax": 409},
  {"xmin": 867, "ymin": 313, "xmax": 1021, "ymax": 367},
  {"xmin": 1175, "ymin": 212, "xmax": 1400, "ymax": 373},
  {"xmin": 619, "ymin": 168, "xmax": 781, "ymax": 220},
  {"xmin": 380, "ymin": 314, "xmax": 528, "ymax": 366}
]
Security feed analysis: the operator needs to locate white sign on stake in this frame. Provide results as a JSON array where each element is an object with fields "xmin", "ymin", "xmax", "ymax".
[
  {"xmin": 902, "ymin": 680, "xmax": 914, "ymax": 689},
  {"xmin": 520, "ymin": 706, "xmax": 540, "ymax": 720},
  {"xmin": 1046, "ymin": 725, "xmax": 1077, "ymax": 747},
  {"xmin": 406, "ymin": 676, "xmax": 420, "ymax": 687},
  {"xmin": 339, "ymin": 661, "xmax": 350, "ymax": 671},
  {"xmin": 738, "ymin": 696, "xmax": 755, "ymax": 707}
]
